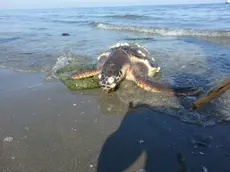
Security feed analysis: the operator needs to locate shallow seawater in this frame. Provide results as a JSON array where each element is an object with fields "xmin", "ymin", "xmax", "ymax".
[{"xmin": 0, "ymin": 3, "xmax": 230, "ymax": 125}]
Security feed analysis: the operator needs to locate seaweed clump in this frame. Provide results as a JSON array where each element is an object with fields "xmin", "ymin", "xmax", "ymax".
[{"xmin": 55, "ymin": 64, "xmax": 100, "ymax": 90}]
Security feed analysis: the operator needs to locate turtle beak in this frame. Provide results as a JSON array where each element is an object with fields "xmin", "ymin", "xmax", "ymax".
[
  {"xmin": 104, "ymin": 89, "xmax": 112, "ymax": 94},
  {"xmin": 100, "ymin": 76, "xmax": 118, "ymax": 93},
  {"xmin": 102, "ymin": 86, "xmax": 114, "ymax": 94},
  {"xmin": 102, "ymin": 83, "xmax": 117, "ymax": 93}
]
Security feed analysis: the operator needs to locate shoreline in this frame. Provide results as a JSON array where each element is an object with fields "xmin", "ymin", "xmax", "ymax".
[{"xmin": 0, "ymin": 69, "xmax": 230, "ymax": 172}]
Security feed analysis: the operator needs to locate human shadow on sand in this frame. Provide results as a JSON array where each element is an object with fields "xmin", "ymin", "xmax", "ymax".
[
  {"xmin": 96, "ymin": 37, "xmax": 230, "ymax": 171},
  {"xmin": 97, "ymin": 104, "xmax": 230, "ymax": 172}
]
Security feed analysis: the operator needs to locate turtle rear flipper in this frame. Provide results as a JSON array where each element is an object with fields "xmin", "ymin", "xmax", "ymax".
[
  {"xmin": 71, "ymin": 69, "xmax": 100, "ymax": 79},
  {"xmin": 171, "ymin": 87, "xmax": 201, "ymax": 96},
  {"xmin": 134, "ymin": 75, "xmax": 200, "ymax": 96}
]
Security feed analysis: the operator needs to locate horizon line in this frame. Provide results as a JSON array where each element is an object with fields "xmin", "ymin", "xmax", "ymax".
[{"xmin": 0, "ymin": 2, "xmax": 223, "ymax": 10}]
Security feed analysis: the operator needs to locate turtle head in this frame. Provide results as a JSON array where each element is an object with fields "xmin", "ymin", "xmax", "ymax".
[
  {"xmin": 98, "ymin": 69, "xmax": 123, "ymax": 93},
  {"xmin": 98, "ymin": 49, "xmax": 130, "ymax": 93}
]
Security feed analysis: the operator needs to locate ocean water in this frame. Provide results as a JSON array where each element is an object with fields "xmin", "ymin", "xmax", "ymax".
[{"xmin": 0, "ymin": 3, "xmax": 230, "ymax": 124}]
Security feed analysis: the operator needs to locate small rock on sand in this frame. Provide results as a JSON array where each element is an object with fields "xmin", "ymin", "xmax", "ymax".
[
  {"xmin": 139, "ymin": 140, "xmax": 144, "ymax": 144},
  {"xmin": 3, "ymin": 136, "xmax": 14, "ymax": 142},
  {"xmin": 62, "ymin": 33, "xmax": 70, "ymax": 36},
  {"xmin": 202, "ymin": 166, "xmax": 208, "ymax": 172},
  {"xmin": 199, "ymin": 152, "xmax": 205, "ymax": 155}
]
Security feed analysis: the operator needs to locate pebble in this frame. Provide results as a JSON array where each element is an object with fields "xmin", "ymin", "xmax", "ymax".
[
  {"xmin": 90, "ymin": 165, "xmax": 93, "ymax": 168},
  {"xmin": 180, "ymin": 65, "xmax": 186, "ymax": 69},
  {"xmin": 57, "ymin": 114, "xmax": 61, "ymax": 116},
  {"xmin": 199, "ymin": 152, "xmax": 204, "ymax": 155},
  {"xmin": 139, "ymin": 140, "xmax": 144, "ymax": 144},
  {"xmin": 24, "ymin": 127, "xmax": 30, "ymax": 131},
  {"xmin": 82, "ymin": 101, "xmax": 84, "ymax": 104},
  {"xmin": 73, "ymin": 104, "xmax": 76, "ymax": 106},
  {"xmin": 11, "ymin": 157, "xmax": 16, "ymax": 160},
  {"xmin": 48, "ymin": 98, "xmax": 51, "ymax": 100},
  {"xmin": 3, "ymin": 136, "xmax": 14, "ymax": 142},
  {"xmin": 202, "ymin": 166, "xmax": 208, "ymax": 172},
  {"xmin": 107, "ymin": 107, "xmax": 112, "ymax": 111}
]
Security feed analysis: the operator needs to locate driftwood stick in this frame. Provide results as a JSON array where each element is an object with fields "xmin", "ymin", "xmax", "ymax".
[{"xmin": 192, "ymin": 78, "xmax": 230, "ymax": 110}]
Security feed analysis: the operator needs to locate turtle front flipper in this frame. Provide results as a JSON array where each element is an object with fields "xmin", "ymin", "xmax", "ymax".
[
  {"xmin": 71, "ymin": 52, "xmax": 111, "ymax": 80},
  {"xmin": 134, "ymin": 75, "xmax": 201, "ymax": 96},
  {"xmin": 71, "ymin": 69, "xmax": 100, "ymax": 79}
]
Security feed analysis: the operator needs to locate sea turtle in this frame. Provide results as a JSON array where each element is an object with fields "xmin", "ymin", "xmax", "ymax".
[{"xmin": 71, "ymin": 43, "xmax": 200, "ymax": 96}]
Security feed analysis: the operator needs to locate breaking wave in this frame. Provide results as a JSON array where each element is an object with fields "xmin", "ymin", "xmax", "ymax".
[
  {"xmin": 44, "ymin": 54, "xmax": 76, "ymax": 81},
  {"xmin": 95, "ymin": 23, "xmax": 230, "ymax": 37},
  {"xmin": 44, "ymin": 53, "xmax": 94, "ymax": 82}
]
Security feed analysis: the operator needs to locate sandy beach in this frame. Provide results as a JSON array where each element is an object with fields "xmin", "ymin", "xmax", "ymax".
[
  {"xmin": 0, "ymin": 2, "xmax": 230, "ymax": 172},
  {"xmin": 0, "ymin": 69, "xmax": 120, "ymax": 171},
  {"xmin": 0, "ymin": 69, "xmax": 230, "ymax": 172}
]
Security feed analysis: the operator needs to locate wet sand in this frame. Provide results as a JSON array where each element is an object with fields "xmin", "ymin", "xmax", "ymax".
[{"xmin": 0, "ymin": 69, "xmax": 230, "ymax": 172}]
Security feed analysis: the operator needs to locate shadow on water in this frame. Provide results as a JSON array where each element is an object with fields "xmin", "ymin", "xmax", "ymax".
[{"xmin": 97, "ymin": 104, "xmax": 230, "ymax": 172}]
